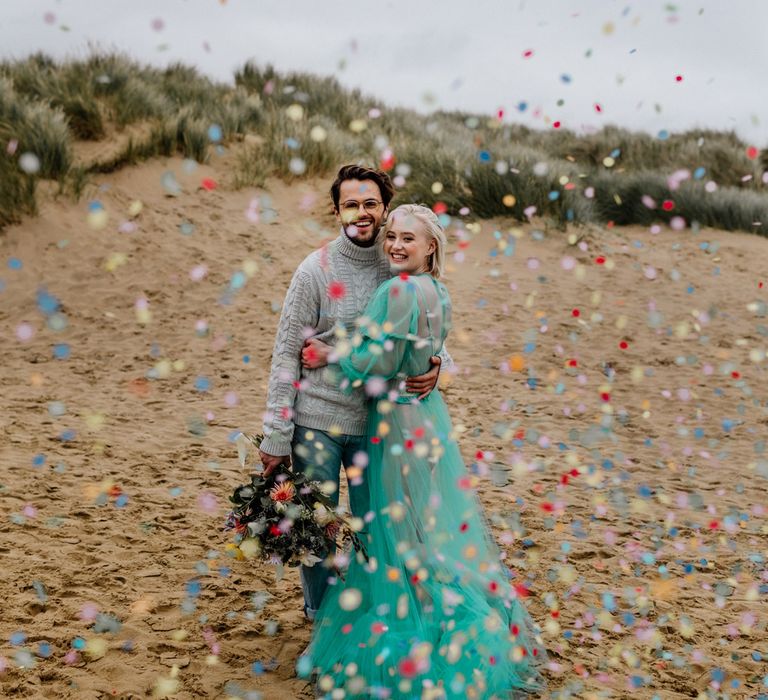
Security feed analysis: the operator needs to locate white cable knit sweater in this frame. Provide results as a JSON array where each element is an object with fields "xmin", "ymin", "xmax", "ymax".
[
  {"xmin": 260, "ymin": 233, "xmax": 391, "ymax": 456},
  {"xmin": 260, "ymin": 232, "xmax": 452, "ymax": 457}
]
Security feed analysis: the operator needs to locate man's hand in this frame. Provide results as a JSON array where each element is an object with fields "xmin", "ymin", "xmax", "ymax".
[
  {"xmin": 405, "ymin": 355, "xmax": 441, "ymax": 400},
  {"xmin": 302, "ymin": 338, "xmax": 332, "ymax": 370},
  {"xmin": 259, "ymin": 449, "xmax": 291, "ymax": 477}
]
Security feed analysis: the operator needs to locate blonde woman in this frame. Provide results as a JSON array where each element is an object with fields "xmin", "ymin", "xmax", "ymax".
[{"xmin": 299, "ymin": 205, "xmax": 545, "ymax": 698}]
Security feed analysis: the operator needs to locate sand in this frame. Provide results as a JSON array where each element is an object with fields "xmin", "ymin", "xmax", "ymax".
[{"xmin": 1, "ymin": 146, "xmax": 767, "ymax": 699}]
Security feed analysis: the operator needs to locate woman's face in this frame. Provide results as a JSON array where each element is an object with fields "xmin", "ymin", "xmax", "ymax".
[{"xmin": 383, "ymin": 213, "xmax": 435, "ymax": 275}]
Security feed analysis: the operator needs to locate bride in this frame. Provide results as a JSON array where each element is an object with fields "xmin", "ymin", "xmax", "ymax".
[{"xmin": 297, "ymin": 204, "xmax": 545, "ymax": 699}]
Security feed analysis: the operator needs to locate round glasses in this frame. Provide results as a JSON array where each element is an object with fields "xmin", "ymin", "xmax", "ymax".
[{"xmin": 340, "ymin": 199, "xmax": 383, "ymax": 213}]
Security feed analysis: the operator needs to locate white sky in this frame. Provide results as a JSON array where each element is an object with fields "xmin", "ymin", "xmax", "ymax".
[{"xmin": 2, "ymin": 0, "xmax": 767, "ymax": 145}]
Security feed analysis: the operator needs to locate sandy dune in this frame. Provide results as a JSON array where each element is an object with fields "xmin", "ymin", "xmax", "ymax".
[{"xmin": 1, "ymin": 146, "xmax": 767, "ymax": 699}]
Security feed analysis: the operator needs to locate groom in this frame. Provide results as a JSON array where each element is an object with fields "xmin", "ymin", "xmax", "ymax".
[{"xmin": 258, "ymin": 164, "xmax": 444, "ymax": 621}]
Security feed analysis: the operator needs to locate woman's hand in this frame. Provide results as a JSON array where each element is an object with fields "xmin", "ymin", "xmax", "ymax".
[{"xmin": 301, "ymin": 338, "xmax": 332, "ymax": 369}]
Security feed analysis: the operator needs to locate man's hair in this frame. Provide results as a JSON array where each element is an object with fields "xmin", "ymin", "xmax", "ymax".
[{"xmin": 330, "ymin": 165, "xmax": 395, "ymax": 211}]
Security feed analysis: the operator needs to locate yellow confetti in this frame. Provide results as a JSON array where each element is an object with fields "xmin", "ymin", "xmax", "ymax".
[{"xmin": 285, "ymin": 104, "xmax": 304, "ymax": 121}]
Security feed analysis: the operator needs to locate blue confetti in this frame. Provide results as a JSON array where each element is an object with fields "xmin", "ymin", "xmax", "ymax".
[
  {"xmin": 36, "ymin": 288, "xmax": 61, "ymax": 315},
  {"xmin": 208, "ymin": 124, "xmax": 223, "ymax": 142},
  {"xmin": 53, "ymin": 343, "xmax": 70, "ymax": 360}
]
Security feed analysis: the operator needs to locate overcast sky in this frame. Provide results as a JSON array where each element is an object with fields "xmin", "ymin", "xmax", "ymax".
[{"xmin": 2, "ymin": 0, "xmax": 767, "ymax": 145}]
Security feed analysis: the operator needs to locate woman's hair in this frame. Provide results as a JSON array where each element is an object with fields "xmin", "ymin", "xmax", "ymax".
[{"xmin": 383, "ymin": 204, "xmax": 447, "ymax": 279}]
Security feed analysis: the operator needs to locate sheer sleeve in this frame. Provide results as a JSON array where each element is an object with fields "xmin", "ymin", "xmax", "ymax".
[{"xmin": 338, "ymin": 277, "xmax": 419, "ymax": 383}]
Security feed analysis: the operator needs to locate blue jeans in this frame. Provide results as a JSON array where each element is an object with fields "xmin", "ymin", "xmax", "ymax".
[{"xmin": 291, "ymin": 425, "xmax": 369, "ymax": 620}]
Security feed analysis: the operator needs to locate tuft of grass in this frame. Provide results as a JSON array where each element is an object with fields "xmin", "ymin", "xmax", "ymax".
[
  {"xmin": 0, "ymin": 124, "xmax": 37, "ymax": 228},
  {"xmin": 0, "ymin": 77, "xmax": 72, "ymax": 178},
  {"xmin": 391, "ymin": 142, "xmax": 468, "ymax": 212},
  {"xmin": 465, "ymin": 146, "xmax": 594, "ymax": 226},
  {"xmin": 3, "ymin": 53, "xmax": 106, "ymax": 140},
  {"xmin": 590, "ymin": 171, "xmax": 768, "ymax": 234},
  {"xmin": 233, "ymin": 142, "xmax": 271, "ymax": 189}
]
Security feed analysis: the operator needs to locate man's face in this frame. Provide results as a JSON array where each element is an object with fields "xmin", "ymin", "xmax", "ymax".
[{"xmin": 335, "ymin": 179, "xmax": 387, "ymax": 248}]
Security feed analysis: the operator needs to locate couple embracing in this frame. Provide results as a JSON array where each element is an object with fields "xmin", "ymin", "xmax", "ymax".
[{"xmin": 258, "ymin": 165, "xmax": 545, "ymax": 698}]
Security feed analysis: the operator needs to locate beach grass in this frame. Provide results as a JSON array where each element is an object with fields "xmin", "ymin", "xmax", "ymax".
[{"xmin": 0, "ymin": 52, "xmax": 766, "ymax": 234}]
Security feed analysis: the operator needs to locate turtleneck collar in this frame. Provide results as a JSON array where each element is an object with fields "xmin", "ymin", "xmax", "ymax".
[{"xmin": 335, "ymin": 230, "xmax": 383, "ymax": 263}]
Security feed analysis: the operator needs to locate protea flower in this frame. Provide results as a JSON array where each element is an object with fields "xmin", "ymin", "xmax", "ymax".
[{"xmin": 269, "ymin": 481, "xmax": 296, "ymax": 502}]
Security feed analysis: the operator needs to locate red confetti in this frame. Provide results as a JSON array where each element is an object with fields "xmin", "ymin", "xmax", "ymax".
[
  {"xmin": 399, "ymin": 658, "xmax": 418, "ymax": 678},
  {"xmin": 460, "ymin": 522, "xmax": 469, "ymax": 532},
  {"xmin": 341, "ymin": 623, "xmax": 353, "ymax": 634},
  {"xmin": 731, "ymin": 371, "xmax": 741, "ymax": 379},
  {"xmin": 513, "ymin": 584, "xmax": 530, "ymax": 598},
  {"xmin": 571, "ymin": 308, "xmax": 581, "ymax": 317},
  {"xmin": 595, "ymin": 256, "xmax": 606, "ymax": 265},
  {"xmin": 746, "ymin": 146, "xmax": 759, "ymax": 160},
  {"xmin": 553, "ymin": 121, "xmax": 562, "ymax": 129},
  {"xmin": 398, "ymin": 272, "xmax": 410, "ymax": 281},
  {"xmin": 708, "ymin": 520, "xmax": 719, "ymax": 530},
  {"xmin": 488, "ymin": 581, "xmax": 498, "ymax": 594},
  {"xmin": 540, "ymin": 502, "xmax": 554, "ymax": 513},
  {"xmin": 619, "ymin": 340, "xmax": 629, "ymax": 350},
  {"xmin": 370, "ymin": 437, "xmax": 381, "ymax": 444},
  {"xmin": 675, "ymin": 74, "xmax": 683, "ymax": 82},
  {"xmin": 594, "ymin": 103, "xmax": 603, "ymax": 113},
  {"xmin": 522, "ymin": 49, "xmax": 534, "ymax": 58},
  {"xmin": 600, "ymin": 392, "xmax": 611, "ymax": 402},
  {"xmin": 201, "ymin": 178, "xmax": 217, "ymax": 191},
  {"xmin": 433, "ymin": 201, "xmax": 448, "ymax": 215},
  {"xmin": 404, "ymin": 439, "xmax": 414, "ymax": 450},
  {"xmin": 379, "ymin": 154, "xmax": 395, "ymax": 171},
  {"xmin": 662, "ymin": 200, "xmax": 675, "ymax": 211},
  {"xmin": 413, "ymin": 427, "xmax": 425, "ymax": 438},
  {"xmin": 567, "ymin": 359, "xmax": 578, "ymax": 367},
  {"xmin": 327, "ymin": 280, "xmax": 346, "ymax": 300}
]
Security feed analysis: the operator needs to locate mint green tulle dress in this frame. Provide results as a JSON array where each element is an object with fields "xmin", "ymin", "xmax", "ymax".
[{"xmin": 298, "ymin": 274, "xmax": 546, "ymax": 699}]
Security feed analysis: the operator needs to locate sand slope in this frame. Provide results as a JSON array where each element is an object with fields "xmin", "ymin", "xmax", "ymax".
[{"xmin": 1, "ymin": 147, "xmax": 767, "ymax": 699}]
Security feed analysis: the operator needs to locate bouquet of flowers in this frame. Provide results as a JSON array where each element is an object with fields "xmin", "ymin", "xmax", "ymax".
[{"xmin": 224, "ymin": 433, "xmax": 367, "ymax": 577}]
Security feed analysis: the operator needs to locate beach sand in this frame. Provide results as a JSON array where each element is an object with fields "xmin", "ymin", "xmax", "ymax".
[{"xmin": 1, "ymin": 148, "xmax": 767, "ymax": 699}]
